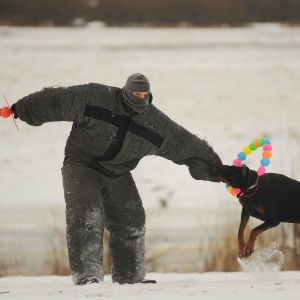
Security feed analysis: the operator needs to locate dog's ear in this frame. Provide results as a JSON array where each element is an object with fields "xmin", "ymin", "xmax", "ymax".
[{"xmin": 241, "ymin": 165, "xmax": 250, "ymax": 179}]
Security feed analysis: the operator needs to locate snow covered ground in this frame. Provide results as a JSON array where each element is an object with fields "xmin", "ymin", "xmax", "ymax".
[
  {"xmin": 2, "ymin": 271, "xmax": 300, "ymax": 300},
  {"xmin": 1, "ymin": 23, "xmax": 300, "ymax": 296},
  {"xmin": 2, "ymin": 241, "xmax": 296, "ymax": 299}
]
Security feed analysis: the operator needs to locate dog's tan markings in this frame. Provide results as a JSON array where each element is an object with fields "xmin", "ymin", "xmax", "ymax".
[
  {"xmin": 252, "ymin": 205, "xmax": 265, "ymax": 217},
  {"xmin": 215, "ymin": 174, "xmax": 230, "ymax": 185}
]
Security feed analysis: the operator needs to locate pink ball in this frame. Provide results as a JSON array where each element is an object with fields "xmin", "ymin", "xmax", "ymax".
[
  {"xmin": 232, "ymin": 158, "xmax": 242, "ymax": 166},
  {"xmin": 234, "ymin": 188, "xmax": 241, "ymax": 195},
  {"xmin": 257, "ymin": 166, "xmax": 266, "ymax": 176},
  {"xmin": 263, "ymin": 144, "xmax": 272, "ymax": 151}
]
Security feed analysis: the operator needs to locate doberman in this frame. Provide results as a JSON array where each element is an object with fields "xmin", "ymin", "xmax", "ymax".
[{"xmin": 213, "ymin": 165, "xmax": 300, "ymax": 258}]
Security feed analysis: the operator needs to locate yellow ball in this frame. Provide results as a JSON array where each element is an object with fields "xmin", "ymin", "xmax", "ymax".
[{"xmin": 243, "ymin": 146, "xmax": 252, "ymax": 155}]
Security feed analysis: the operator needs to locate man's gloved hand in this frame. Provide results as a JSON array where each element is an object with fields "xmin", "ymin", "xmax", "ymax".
[{"xmin": 11, "ymin": 104, "xmax": 18, "ymax": 119}]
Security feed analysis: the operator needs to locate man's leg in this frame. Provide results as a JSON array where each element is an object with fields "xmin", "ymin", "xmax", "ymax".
[
  {"xmin": 62, "ymin": 163, "xmax": 105, "ymax": 285},
  {"xmin": 102, "ymin": 172, "xmax": 146, "ymax": 284}
]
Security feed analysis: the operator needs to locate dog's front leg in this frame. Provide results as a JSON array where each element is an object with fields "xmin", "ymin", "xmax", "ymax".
[
  {"xmin": 238, "ymin": 207, "xmax": 250, "ymax": 258},
  {"xmin": 244, "ymin": 220, "xmax": 280, "ymax": 257}
]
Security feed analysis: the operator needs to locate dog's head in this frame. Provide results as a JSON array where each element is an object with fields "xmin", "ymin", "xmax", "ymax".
[{"xmin": 212, "ymin": 165, "xmax": 250, "ymax": 189}]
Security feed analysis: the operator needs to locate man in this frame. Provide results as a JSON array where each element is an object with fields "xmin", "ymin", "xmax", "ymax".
[{"xmin": 11, "ymin": 73, "xmax": 222, "ymax": 285}]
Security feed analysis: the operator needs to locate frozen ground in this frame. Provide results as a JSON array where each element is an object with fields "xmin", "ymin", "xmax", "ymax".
[
  {"xmin": 0, "ymin": 23, "xmax": 300, "ymax": 278},
  {"xmin": 1, "ymin": 241, "xmax": 294, "ymax": 299},
  {"xmin": 2, "ymin": 271, "xmax": 300, "ymax": 300}
]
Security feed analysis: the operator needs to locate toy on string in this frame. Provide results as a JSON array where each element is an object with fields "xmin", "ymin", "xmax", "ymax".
[
  {"xmin": 226, "ymin": 137, "xmax": 272, "ymax": 197},
  {"xmin": 0, "ymin": 95, "xmax": 19, "ymax": 131}
]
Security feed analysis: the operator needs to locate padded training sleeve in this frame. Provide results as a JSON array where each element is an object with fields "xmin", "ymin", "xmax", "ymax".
[{"xmin": 14, "ymin": 85, "xmax": 89, "ymax": 126}]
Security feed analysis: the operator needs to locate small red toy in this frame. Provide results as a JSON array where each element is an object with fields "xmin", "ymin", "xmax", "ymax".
[
  {"xmin": 1, "ymin": 95, "xmax": 19, "ymax": 130},
  {"xmin": 0, "ymin": 106, "xmax": 12, "ymax": 118}
]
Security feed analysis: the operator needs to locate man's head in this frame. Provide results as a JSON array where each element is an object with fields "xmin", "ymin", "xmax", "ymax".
[
  {"xmin": 124, "ymin": 73, "xmax": 150, "ymax": 94},
  {"xmin": 122, "ymin": 73, "xmax": 152, "ymax": 114}
]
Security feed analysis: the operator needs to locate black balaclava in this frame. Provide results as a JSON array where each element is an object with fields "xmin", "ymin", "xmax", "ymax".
[{"xmin": 122, "ymin": 73, "xmax": 152, "ymax": 114}]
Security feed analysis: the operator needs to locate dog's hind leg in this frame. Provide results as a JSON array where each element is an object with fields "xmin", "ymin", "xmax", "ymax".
[{"xmin": 244, "ymin": 220, "xmax": 280, "ymax": 258}]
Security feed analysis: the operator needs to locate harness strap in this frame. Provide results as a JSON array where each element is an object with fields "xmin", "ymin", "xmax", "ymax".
[{"xmin": 84, "ymin": 104, "xmax": 165, "ymax": 161}]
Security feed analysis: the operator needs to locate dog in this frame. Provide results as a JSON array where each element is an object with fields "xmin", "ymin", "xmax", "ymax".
[{"xmin": 213, "ymin": 165, "xmax": 300, "ymax": 258}]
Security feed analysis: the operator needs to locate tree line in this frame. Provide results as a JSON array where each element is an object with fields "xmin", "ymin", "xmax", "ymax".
[{"xmin": 0, "ymin": 0, "xmax": 300, "ymax": 27}]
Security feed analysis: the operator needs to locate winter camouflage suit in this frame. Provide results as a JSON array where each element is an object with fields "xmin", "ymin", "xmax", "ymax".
[{"xmin": 12, "ymin": 74, "xmax": 222, "ymax": 285}]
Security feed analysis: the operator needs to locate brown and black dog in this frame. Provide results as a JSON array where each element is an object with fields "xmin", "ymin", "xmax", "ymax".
[{"xmin": 213, "ymin": 165, "xmax": 300, "ymax": 258}]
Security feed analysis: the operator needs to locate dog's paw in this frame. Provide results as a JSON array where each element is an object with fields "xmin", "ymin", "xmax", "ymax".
[{"xmin": 243, "ymin": 243, "xmax": 255, "ymax": 258}]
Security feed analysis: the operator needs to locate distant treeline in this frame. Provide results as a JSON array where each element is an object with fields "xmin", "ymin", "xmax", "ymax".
[{"xmin": 1, "ymin": 0, "xmax": 300, "ymax": 27}]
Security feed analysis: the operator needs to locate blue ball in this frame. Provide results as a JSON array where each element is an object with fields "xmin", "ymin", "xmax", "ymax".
[
  {"xmin": 261, "ymin": 158, "xmax": 270, "ymax": 166},
  {"xmin": 237, "ymin": 152, "xmax": 247, "ymax": 161},
  {"xmin": 263, "ymin": 138, "xmax": 271, "ymax": 145}
]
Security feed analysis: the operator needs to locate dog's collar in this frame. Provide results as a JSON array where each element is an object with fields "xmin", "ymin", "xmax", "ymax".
[{"xmin": 237, "ymin": 172, "xmax": 259, "ymax": 198}]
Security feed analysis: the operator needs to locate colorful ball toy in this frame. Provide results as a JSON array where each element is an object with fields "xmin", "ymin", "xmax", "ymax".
[
  {"xmin": 226, "ymin": 138, "xmax": 272, "ymax": 196},
  {"xmin": 0, "ymin": 106, "xmax": 12, "ymax": 118}
]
